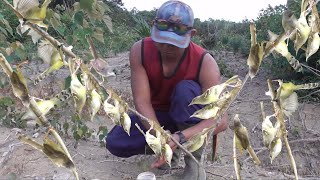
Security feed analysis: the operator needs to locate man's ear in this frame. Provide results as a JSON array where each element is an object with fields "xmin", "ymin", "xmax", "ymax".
[{"xmin": 191, "ymin": 29, "xmax": 197, "ymax": 37}]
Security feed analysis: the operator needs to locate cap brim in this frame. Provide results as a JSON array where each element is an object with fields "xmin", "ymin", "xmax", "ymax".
[{"xmin": 151, "ymin": 26, "xmax": 191, "ymax": 48}]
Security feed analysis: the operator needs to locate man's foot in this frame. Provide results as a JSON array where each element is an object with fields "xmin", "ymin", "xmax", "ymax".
[{"xmin": 179, "ymin": 145, "xmax": 206, "ymax": 180}]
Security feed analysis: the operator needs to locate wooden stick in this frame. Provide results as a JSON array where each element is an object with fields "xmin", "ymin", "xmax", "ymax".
[
  {"xmin": 233, "ymin": 134, "xmax": 241, "ymax": 180},
  {"xmin": 260, "ymin": 101, "xmax": 266, "ymax": 120}
]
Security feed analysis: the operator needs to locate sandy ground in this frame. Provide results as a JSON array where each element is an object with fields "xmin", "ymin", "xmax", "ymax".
[{"xmin": 0, "ymin": 51, "xmax": 320, "ymax": 180}]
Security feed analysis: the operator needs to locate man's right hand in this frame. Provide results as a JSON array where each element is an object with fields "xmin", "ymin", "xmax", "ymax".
[{"xmin": 150, "ymin": 133, "xmax": 179, "ymax": 168}]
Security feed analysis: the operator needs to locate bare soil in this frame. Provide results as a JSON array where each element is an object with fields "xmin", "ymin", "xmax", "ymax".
[{"xmin": 0, "ymin": 50, "xmax": 320, "ymax": 180}]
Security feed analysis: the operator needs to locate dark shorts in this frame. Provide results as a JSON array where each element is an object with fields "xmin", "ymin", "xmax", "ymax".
[{"xmin": 106, "ymin": 80, "xmax": 204, "ymax": 157}]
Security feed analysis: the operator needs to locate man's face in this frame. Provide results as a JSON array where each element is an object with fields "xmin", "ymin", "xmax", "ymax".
[{"xmin": 154, "ymin": 42, "xmax": 183, "ymax": 59}]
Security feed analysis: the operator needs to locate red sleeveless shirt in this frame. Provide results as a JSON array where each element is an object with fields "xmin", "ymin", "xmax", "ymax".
[{"xmin": 142, "ymin": 37, "xmax": 208, "ymax": 111}]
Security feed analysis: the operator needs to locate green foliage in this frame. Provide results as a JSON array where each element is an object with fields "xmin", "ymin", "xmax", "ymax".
[
  {"xmin": 263, "ymin": 56, "xmax": 296, "ymax": 78},
  {"xmin": 74, "ymin": 11, "xmax": 85, "ymax": 26},
  {"xmin": 0, "ymin": 97, "xmax": 14, "ymax": 107},
  {"xmin": 0, "ymin": 12, "xmax": 13, "ymax": 37},
  {"xmin": 44, "ymin": 0, "xmax": 114, "ymax": 56},
  {"xmin": 101, "ymin": 24, "xmax": 137, "ymax": 55},
  {"xmin": 97, "ymin": 126, "xmax": 108, "ymax": 147},
  {"xmin": 0, "ymin": 41, "xmax": 30, "ymax": 63},
  {"xmin": 193, "ymin": 19, "xmax": 216, "ymax": 50},
  {"xmin": 80, "ymin": 0, "xmax": 94, "ymax": 12},
  {"xmin": 71, "ymin": 115, "xmax": 93, "ymax": 143},
  {"xmin": 132, "ymin": 16, "xmax": 151, "ymax": 38},
  {"xmin": 216, "ymin": 60, "xmax": 233, "ymax": 78},
  {"xmin": 291, "ymin": 126, "xmax": 300, "ymax": 137},
  {"xmin": 194, "ymin": 19, "xmax": 251, "ymax": 53},
  {"xmin": 64, "ymin": 76, "xmax": 72, "ymax": 89},
  {"xmin": 0, "ymin": 0, "xmax": 20, "ymax": 41},
  {"xmin": 6, "ymin": 172, "xmax": 17, "ymax": 180},
  {"xmin": 229, "ymin": 34, "xmax": 248, "ymax": 52},
  {"xmin": 0, "ymin": 97, "xmax": 26, "ymax": 128},
  {"xmin": 128, "ymin": 8, "xmax": 156, "ymax": 27},
  {"xmin": 0, "ymin": 72, "xmax": 9, "ymax": 88},
  {"xmin": 256, "ymin": 5, "xmax": 285, "ymax": 40},
  {"xmin": 191, "ymin": 35, "xmax": 202, "ymax": 46}
]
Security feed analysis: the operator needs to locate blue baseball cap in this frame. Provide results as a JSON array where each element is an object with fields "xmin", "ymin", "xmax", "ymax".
[{"xmin": 151, "ymin": 0, "xmax": 194, "ymax": 48}]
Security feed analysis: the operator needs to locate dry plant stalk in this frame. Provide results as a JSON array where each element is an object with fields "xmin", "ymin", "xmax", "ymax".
[
  {"xmin": 260, "ymin": 101, "xmax": 266, "ymax": 120},
  {"xmin": 0, "ymin": 54, "xmax": 13, "ymax": 74},
  {"xmin": 49, "ymin": 128, "xmax": 79, "ymax": 180},
  {"xmin": 0, "ymin": 54, "xmax": 50, "ymax": 126},
  {"xmin": 1, "ymin": 50, "xmax": 77, "ymax": 178},
  {"xmin": 247, "ymin": 146, "xmax": 261, "ymax": 165},
  {"xmin": 267, "ymin": 79, "xmax": 298, "ymax": 180},
  {"xmin": 233, "ymin": 134, "xmax": 241, "ymax": 180}
]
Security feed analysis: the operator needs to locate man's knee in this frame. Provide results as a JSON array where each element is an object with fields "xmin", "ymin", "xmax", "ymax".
[
  {"xmin": 173, "ymin": 80, "xmax": 202, "ymax": 100},
  {"xmin": 170, "ymin": 80, "xmax": 204, "ymax": 127},
  {"xmin": 105, "ymin": 124, "xmax": 147, "ymax": 158},
  {"xmin": 105, "ymin": 135, "xmax": 131, "ymax": 158}
]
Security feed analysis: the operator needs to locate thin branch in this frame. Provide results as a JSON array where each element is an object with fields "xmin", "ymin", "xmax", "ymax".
[
  {"xmin": 29, "ymin": 97, "xmax": 50, "ymax": 126},
  {"xmin": 26, "ymin": 22, "xmax": 77, "ymax": 59},
  {"xmin": 234, "ymin": 97, "xmax": 270, "ymax": 103},
  {"xmin": 244, "ymin": 137, "xmax": 320, "ymax": 163},
  {"xmin": 244, "ymin": 147, "xmax": 267, "ymax": 163},
  {"xmin": 260, "ymin": 101, "xmax": 266, "ymax": 120},
  {"xmin": 283, "ymin": 173, "xmax": 320, "ymax": 180},
  {"xmin": 129, "ymin": 107, "xmax": 200, "ymax": 166},
  {"xmin": 97, "ymin": 159, "xmax": 130, "ymax": 164},
  {"xmin": 134, "ymin": 123, "xmax": 146, "ymax": 136},
  {"xmin": 2, "ymin": 0, "xmax": 24, "ymax": 19},
  {"xmin": 86, "ymin": 35, "xmax": 99, "ymax": 59},
  {"xmin": 206, "ymin": 170, "xmax": 228, "ymax": 179},
  {"xmin": 247, "ymin": 145, "xmax": 261, "ymax": 165},
  {"xmin": 289, "ymin": 137, "xmax": 320, "ymax": 144},
  {"xmin": 298, "ymin": 89, "xmax": 320, "ymax": 99},
  {"xmin": 249, "ymin": 101, "xmax": 267, "ymax": 133},
  {"xmin": 301, "ymin": 63, "xmax": 320, "ymax": 77},
  {"xmin": 0, "ymin": 54, "xmax": 13, "ymax": 75},
  {"xmin": 251, "ymin": 123, "xmax": 259, "ymax": 133}
]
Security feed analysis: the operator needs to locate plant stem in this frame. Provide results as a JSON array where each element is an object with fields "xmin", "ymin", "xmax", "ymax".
[{"xmin": 267, "ymin": 79, "xmax": 298, "ymax": 180}]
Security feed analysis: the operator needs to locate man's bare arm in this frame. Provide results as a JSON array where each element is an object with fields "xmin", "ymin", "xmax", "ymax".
[{"xmin": 129, "ymin": 40, "xmax": 160, "ymax": 130}]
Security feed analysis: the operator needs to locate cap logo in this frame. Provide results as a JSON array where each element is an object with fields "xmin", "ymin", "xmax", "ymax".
[{"xmin": 168, "ymin": 15, "xmax": 182, "ymax": 23}]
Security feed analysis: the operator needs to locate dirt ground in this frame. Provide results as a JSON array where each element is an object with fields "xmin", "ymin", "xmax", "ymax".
[{"xmin": 0, "ymin": 50, "xmax": 320, "ymax": 180}]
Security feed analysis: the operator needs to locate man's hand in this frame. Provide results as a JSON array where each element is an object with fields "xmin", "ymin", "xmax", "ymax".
[{"xmin": 151, "ymin": 133, "xmax": 179, "ymax": 168}]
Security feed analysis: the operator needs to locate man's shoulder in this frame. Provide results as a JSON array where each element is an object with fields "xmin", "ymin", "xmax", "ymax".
[
  {"xmin": 188, "ymin": 41, "xmax": 207, "ymax": 56},
  {"xmin": 132, "ymin": 37, "xmax": 152, "ymax": 48}
]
